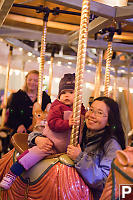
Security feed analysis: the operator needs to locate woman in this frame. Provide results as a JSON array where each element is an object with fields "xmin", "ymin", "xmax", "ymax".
[
  {"xmin": 67, "ymin": 96, "xmax": 125, "ymax": 200},
  {"xmin": 5, "ymin": 70, "xmax": 51, "ymax": 135}
]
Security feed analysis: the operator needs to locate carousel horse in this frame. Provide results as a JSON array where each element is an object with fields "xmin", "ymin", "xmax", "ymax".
[
  {"xmin": 28, "ymin": 102, "xmax": 48, "ymax": 133},
  {"xmin": 100, "ymin": 146, "xmax": 133, "ymax": 200},
  {"xmin": 0, "ymin": 102, "xmax": 93, "ymax": 200},
  {"xmin": 0, "ymin": 139, "xmax": 93, "ymax": 200}
]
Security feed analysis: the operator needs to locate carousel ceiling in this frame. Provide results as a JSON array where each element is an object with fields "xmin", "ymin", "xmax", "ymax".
[{"xmin": 0, "ymin": 0, "xmax": 133, "ymax": 78}]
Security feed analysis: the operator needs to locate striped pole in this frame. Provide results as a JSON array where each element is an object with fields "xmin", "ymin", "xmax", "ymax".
[{"xmin": 70, "ymin": 0, "xmax": 90, "ymax": 146}]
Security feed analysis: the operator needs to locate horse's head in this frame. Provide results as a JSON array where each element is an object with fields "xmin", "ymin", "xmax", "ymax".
[
  {"xmin": 28, "ymin": 102, "xmax": 48, "ymax": 132},
  {"xmin": 100, "ymin": 147, "xmax": 133, "ymax": 200},
  {"xmin": 113, "ymin": 147, "xmax": 133, "ymax": 185}
]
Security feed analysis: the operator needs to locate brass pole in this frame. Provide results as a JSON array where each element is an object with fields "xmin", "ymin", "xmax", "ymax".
[
  {"xmin": 94, "ymin": 49, "xmax": 103, "ymax": 98},
  {"xmin": 113, "ymin": 67, "xmax": 117, "ymax": 101},
  {"xmin": 127, "ymin": 64, "xmax": 130, "ymax": 106},
  {"xmin": 70, "ymin": 0, "xmax": 90, "ymax": 146},
  {"xmin": 37, "ymin": 18, "xmax": 48, "ymax": 105},
  {"xmin": 21, "ymin": 51, "xmax": 26, "ymax": 88},
  {"xmin": 48, "ymin": 52, "xmax": 54, "ymax": 97},
  {"xmin": 1, "ymin": 46, "xmax": 13, "ymax": 127},
  {"xmin": 127, "ymin": 63, "xmax": 130, "ymax": 146},
  {"xmin": 104, "ymin": 41, "xmax": 113, "ymax": 97}
]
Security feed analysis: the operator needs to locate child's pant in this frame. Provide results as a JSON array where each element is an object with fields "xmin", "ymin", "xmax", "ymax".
[{"xmin": 17, "ymin": 146, "xmax": 56, "ymax": 170}]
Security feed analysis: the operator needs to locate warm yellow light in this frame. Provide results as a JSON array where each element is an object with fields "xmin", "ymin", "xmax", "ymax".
[
  {"xmin": 54, "ymin": 77, "xmax": 60, "ymax": 83},
  {"xmin": 130, "ymin": 89, "xmax": 133, "ymax": 93},
  {"xmin": 94, "ymin": 0, "xmax": 128, "ymax": 7},
  {"xmin": 119, "ymin": 87, "xmax": 123, "ymax": 92},
  {"xmin": 15, "ymin": 70, "xmax": 20, "ymax": 76}
]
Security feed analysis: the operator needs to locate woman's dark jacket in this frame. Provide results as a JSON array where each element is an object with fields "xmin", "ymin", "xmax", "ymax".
[{"xmin": 5, "ymin": 89, "xmax": 51, "ymax": 133}]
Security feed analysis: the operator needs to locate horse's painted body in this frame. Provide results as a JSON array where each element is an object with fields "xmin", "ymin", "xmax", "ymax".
[
  {"xmin": 100, "ymin": 147, "xmax": 133, "ymax": 200},
  {"xmin": 0, "ymin": 148, "xmax": 93, "ymax": 200}
]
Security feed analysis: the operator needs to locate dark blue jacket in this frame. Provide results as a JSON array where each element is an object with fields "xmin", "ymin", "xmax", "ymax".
[{"xmin": 74, "ymin": 137, "xmax": 121, "ymax": 200}]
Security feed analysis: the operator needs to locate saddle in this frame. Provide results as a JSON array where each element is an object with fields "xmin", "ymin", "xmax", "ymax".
[{"xmin": 11, "ymin": 101, "xmax": 75, "ymax": 185}]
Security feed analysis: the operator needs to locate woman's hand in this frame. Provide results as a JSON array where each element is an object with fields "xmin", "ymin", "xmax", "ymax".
[
  {"xmin": 35, "ymin": 136, "xmax": 53, "ymax": 151},
  {"xmin": 67, "ymin": 144, "xmax": 81, "ymax": 160},
  {"xmin": 17, "ymin": 124, "xmax": 27, "ymax": 133}
]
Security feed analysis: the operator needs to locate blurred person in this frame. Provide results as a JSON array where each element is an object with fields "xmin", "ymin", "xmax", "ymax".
[{"xmin": 5, "ymin": 70, "xmax": 51, "ymax": 135}]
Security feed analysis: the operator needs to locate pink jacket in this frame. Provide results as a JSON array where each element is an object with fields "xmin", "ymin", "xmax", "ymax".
[{"xmin": 43, "ymin": 99, "xmax": 86, "ymax": 153}]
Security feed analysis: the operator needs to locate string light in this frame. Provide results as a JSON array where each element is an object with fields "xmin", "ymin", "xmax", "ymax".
[
  {"xmin": 37, "ymin": 57, "xmax": 41, "ymax": 63},
  {"xmin": 47, "ymin": 61, "xmax": 51, "ymax": 64},
  {"xmin": 119, "ymin": 87, "xmax": 123, "ymax": 92},
  {"xmin": 57, "ymin": 61, "xmax": 61, "ymax": 66},
  {"xmin": 9, "ymin": 69, "xmax": 13, "ymax": 76},
  {"xmin": 15, "ymin": 70, "xmax": 20, "ymax": 75},
  {"xmin": 130, "ymin": 88, "xmax": 133, "ymax": 93},
  {"xmin": 109, "ymin": 86, "xmax": 112, "ymax": 91},
  {"xmin": 19, "ymin": 48, "xmax": 23, "ymax": 52},
  {"xmin": 24, "ymin": 71, "xmax": 28, "ymax": 76},
  {"xmin": 27, "ymin": 52, "xmax": 32, "ymax": 56},
  {"xmin": 54, "ymin": 77, "xmax": 60, "ymax": 83}
]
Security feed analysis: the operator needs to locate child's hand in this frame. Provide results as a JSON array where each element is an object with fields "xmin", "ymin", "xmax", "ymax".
[
  {"xmin": 67, "ymin": 144, "xmax": 81, "ymax": 160},
  {"xmin": 35, "ymin": 137, "xmax": 53, "ymax": 151},
  {"xmin": 69, "ymin": 114, "xmax": 77, "ymax": 127},
  {"xmin": 17, "ymin": 124, "xmax": 27, "ymax": 133}
]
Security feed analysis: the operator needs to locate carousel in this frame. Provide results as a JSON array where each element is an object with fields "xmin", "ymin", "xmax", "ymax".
[{"xmin": 0, "ymin": 0, "xmax": 133, "ymax": 199}]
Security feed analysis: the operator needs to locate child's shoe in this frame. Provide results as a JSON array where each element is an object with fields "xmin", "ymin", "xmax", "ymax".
[{"xmin": 0, "ymin": 173, "xmax": 17, "ymax": 190}]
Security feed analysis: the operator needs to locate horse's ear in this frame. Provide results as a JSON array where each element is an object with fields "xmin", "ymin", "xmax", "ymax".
[
  {"xmin": 116, "ymin": 150, "xmax": 128, "ymax": 166},
  {"xmin": 33, "ymin": 102, "xmax": 42, "ymax": 115},
  {"xmin": 45, "ymin": 103, "xmax": 51, "ymax": 113}
]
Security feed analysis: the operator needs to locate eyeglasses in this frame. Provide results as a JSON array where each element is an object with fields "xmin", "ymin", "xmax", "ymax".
[{"xmin": 88, "ymin": 107, "xmax": 108, "ymax": 118}]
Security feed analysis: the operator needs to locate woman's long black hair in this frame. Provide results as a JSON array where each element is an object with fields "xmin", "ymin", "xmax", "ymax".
[{"xmin": 83, "ymin": 96, "xmax": 126, "ymax": 150}]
